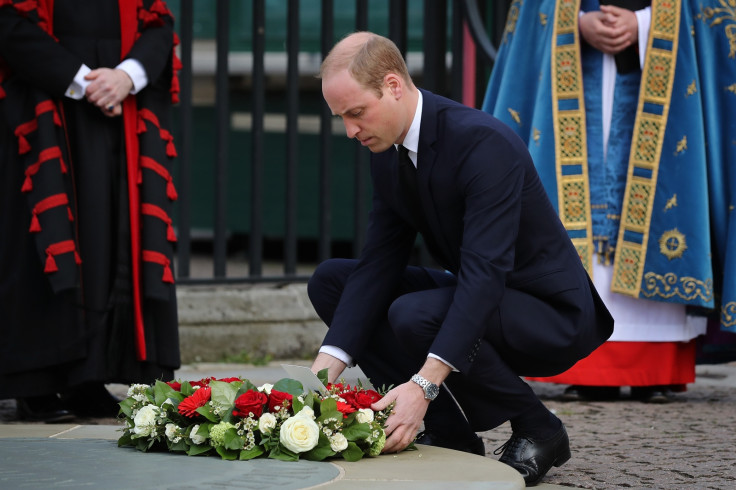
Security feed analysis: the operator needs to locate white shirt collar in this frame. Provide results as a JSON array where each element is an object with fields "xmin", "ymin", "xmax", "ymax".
[{"xmin": 395, "ymin": 90, "xmax": 422, "ymax": 167}]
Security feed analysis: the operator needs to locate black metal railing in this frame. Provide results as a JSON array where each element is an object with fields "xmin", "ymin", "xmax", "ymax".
[{"xmin": 173, "ymin": 0, "xmax": 508, "ymax": 285}]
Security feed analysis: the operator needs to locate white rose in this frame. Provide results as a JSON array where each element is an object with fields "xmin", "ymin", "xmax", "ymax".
[
  {"xmin": 165, "ymin": 423, "xmax": 178, "ymax": 440},
  {"xmin": 356, "ymin": 408, "xmax": 374, "ymax": 424},
  {"xmin": 258, "ymin": 383, "xmax": 273, "ymax": 394},
  {"xmin": 329, "ymin": 433, "xmax": 348, "ymax": 452},
  {"xmin": 258, "ymin": 412, "xmax": 277, "ymax": 434},
  {"xmin": 279, "ymin": 415, "xmax": 319, "ymax": 453},
  {"xmin": 132, "ymin": 404, "xmax": 160, "ymax": 436},
  {"xmin": 295, "ymin": 406, "xmax": 314, "ymax": 419},
  {"xmin": 190, "ymin": 424, "xmax": 206, "ymax": 445}
]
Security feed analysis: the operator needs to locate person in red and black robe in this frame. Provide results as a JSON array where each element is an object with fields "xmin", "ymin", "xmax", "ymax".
[{"xmin": 0, "ymin": 0, "xmax": 182, "ymax": 421}]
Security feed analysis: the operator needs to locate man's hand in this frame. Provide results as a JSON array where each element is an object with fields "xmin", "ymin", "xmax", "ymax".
[
  {"xmin": 579, "ymin": 5, "xmax": 638, "ymax": 55},
  {"xmin": 311, "ymin": 352, "xmax": 347, "ymax": 384},
  {"xmin": 371, "ymin": 380, "xmax": 428, "ymax": 453},
  {"xmin": 85, "ymin": 68, "xmax": 134, "ymax": 115}
]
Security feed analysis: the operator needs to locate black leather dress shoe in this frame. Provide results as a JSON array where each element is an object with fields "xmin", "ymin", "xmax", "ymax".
[
  {"xmin": 630, "ymin": 386, "xmax": 672, "ymax": 404},
  {"xmin": 16, "ymin": 395, "xmax": 75, "ymax": 424},
  {"xmin": 494, "ymin": 424, "xmax": 571, "ymax": 486},
  {"xmin": 560, "ymin": 385, "xmax": 620, "ymax": 402},
  {"xmin": 415, "ymin": 431, "xmax": 486, "ymax": 456},
  {"xmin": 62, "ymin": 383, "xmax": 121, "ymax": 418}
]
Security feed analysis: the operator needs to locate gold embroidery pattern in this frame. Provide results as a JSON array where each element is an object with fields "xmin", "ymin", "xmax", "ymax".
[
  {"xmin": 686, "ymin": 80, "xmax": 697, "ymax": 96},
  {"xmin": 664, "ymin": 194, "xmax": 677, "ymax": 211},
  {"xmin": 508, "ymin": 107, "xmax": 521, "ymax": 125},
  {"xmin": 658, "ymin": 228, "xmax": 687, "ymax": 259},
  {"xmin": 723, "ymin": 301, "xmax": 736, "ymax": 328},
  {"xmin": 551, "ymin": 0, "xmax": 593, "ymax": 277},
  {"xmin": 699, "ymin": 1, "xmax": 736, "ymax": 58},
  {"xmin": 612, "ymin": 0, "xmax": 680, "ymax": 297},
  {"xmin": 675, "ymin": 135, "xmax": 687, "ymax": 154},
  {"xmin": 502, "ymin": 0, "xmax": 523, "ymax": 45},
  {"xmin": 641, "ymin": 272, "xmax": 713, "ymax": 302}
]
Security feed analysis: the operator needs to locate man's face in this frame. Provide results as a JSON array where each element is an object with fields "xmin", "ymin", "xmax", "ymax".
[{"xmin": 322, "ymin": 69, "xmax": 405, "ymax": 153}]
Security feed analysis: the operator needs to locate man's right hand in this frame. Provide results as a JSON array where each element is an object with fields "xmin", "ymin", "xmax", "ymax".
[
  {"xmin": 579, "ymin": 5, "xmax": 638, "ymax": 55},
  {"xmin": 311, "ymin": 352, "xmax": 347, "ymax": 384}
]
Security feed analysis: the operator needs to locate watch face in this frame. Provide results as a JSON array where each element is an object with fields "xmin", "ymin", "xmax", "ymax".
[{"xmin": 426, "ymin": 383, "xmax": 440, "ymax": 400}]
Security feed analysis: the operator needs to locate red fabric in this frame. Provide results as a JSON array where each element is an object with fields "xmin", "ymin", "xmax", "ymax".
[
  {"xmin": 22, "ymin": 146, "xmax": 66, "ymax": 192},
  {"xmin": 141, "ymin": 203, "xmax": 176, "ymax": 242},
  {"xmin": 527, "ymin": 340, "xmax": 698, "ymax": 387},
  {"xmin": 142, "ymin": 249, "xmax": 174, "ymax": 283},
  {"xmin": 140, "ymin": 155, "xmax": 177, "ymax": 200},
  {"xmin": 30, "ymin": 193, "xmax": 71, "ymax": 232},
  {"xmin": 44, "ymin": 239, "xmax": 81, "ymax": 273}
]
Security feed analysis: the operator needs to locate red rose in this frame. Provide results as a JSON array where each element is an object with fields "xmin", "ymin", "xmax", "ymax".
[
  {"xmin": 166, "ymin": 381, "xmax": 182, "ymax": 391},
  {"xmin": 190, "ymin": 377, "xmax": 214, "ymax": 388},
  {"xmin": 178, "ymin": 386, "xmax": 211, "ymax": 418},
  {"xmin": 268, "ymin": 390, "xmax": 293, "ymax": 413},
  {"xmin": 354, "ymin": 389, "xmax": 382, "ymax": 408},
  {"xmin": 217, "ymin": 377, "xmax": 241, "ymax": 383},
  {"xmin": 336, "ymin": 401, "xmax": 357, "ymax": 418},
  {"xmin": 233, "ymin": 390, "xmax": 268, "ymax": 418}
]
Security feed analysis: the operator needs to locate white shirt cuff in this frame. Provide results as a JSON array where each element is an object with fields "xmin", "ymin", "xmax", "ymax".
[
  {"xmin": 65, "ymin": 64, "xmax": 91, "ymax": 100},
  {"xmin": 428, "ymin": 353, "xmax": 458, "ymax": 372},
  {"xmin": 636, "ymin": 7, "xmax": 652, "ymax": 69},
  {"xmin": 116, "ymin": 58, "xmax": 148, "ymax": 94},
  {"xmin": 319, "ymin": 345, "xmax": 354, "ymax": 367}
]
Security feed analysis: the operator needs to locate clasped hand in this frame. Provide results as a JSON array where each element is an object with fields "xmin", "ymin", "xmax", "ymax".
[
  {"xmin": 84, "ymin": 68, "xmax": 134, "ymax": 117},
  {"xmin": 371, "ymin": 380, "xmax": 430, "ymax": 453},
  {"xmin": 579, "ymin": 5, "xmax": 639, "ymax": 55}
]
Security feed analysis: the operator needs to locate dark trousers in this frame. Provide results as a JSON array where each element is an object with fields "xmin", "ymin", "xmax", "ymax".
[{"xmin": 307, "ymin": 258, "xmax": 571, "ymax": 434}]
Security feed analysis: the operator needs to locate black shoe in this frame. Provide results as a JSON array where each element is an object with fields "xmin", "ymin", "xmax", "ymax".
[
  {"xmin": 62, "ymin": 383, "xmax": 121, "ymax": 418},
  {"xmin": 494, "ymin": 424, "xmax": 571, "ymax": 486},
  {"xmin": 630, "ymin": 386, "xmax": 672, "ymax": 404},
  {"xmin": 560, "ymin": 385, "xmax": 620, "ymax": 402},
  {"xmin": 415, "ymin": 430, "xmax": 486, "ymax": 456},
  {"xmin": 16, "ymin": 395, "xmax": 75, "ymax": 424}
]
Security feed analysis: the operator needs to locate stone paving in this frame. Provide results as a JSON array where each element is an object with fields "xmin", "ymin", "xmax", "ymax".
[{"xmin": 2, "ymin": 362, "xmax": 735, "ymax": 489}]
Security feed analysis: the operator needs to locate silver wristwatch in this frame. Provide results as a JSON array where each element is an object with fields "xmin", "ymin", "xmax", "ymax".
[{"xmin": 411, "ymin": 374, "xmax": 440, "ymax": 400}]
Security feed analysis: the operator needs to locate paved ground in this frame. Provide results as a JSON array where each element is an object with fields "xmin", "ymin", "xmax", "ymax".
[{"xmin": 2, "ymin": 361, "xmax": 735, "ymax": 489}]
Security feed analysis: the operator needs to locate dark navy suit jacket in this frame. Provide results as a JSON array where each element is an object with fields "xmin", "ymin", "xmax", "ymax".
[{"xmin": 323, "ymin": 89, "xmax": 613, "ymax": 375}]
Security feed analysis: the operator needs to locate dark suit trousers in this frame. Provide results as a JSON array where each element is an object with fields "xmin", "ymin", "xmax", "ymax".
[{"xmin": 308, "ymin": 258, "xmax": 571, "ymax": 433}]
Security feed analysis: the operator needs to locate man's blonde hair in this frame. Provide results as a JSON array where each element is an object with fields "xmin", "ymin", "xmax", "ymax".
[{"xmin": 319, "ymin": 32, "xmax": 412, "ymax": 98}]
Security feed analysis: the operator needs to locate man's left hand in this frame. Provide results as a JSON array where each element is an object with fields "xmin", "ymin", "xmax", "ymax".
[
  {"xmin": 85, "ymin": 68, "xmax": 134, "ymax": 113},
  {"xmin": 371, "ymin": 380, "xmax": 429, "ymax": 453}
]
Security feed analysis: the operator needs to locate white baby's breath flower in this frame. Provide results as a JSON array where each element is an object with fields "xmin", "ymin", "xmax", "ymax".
[
  {"xmin": 190, "ymin": 424, "xmax": 206, "ymax": 445},
  {"xmin": 329, "ymin": 433, "xmax": 348, "ymax": 452},
  {"xmin": 258, "ymin": 383, "xmax": 273, "ymax": 394},
  {"xmin": 279, "ymin": 414, "xmax": 319, "ymax": 453},
  {"xmin": 258, "ymin": 412, "xmax": 277, "ymax": 434},
  {"xmin": 127, "ymin": 384, "xmax": 149, "ymax": 397},
  {"xmin": 356, "ymin": 408, "xmax": 374, "ymax": 424},
  {"xmin": 132, "ymin": 404, "xmax": 160, "ymax": 437}
]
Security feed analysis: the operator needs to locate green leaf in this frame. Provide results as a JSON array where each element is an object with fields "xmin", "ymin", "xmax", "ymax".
[
  {"xmin": 317, "ymin": 409, "xmax": 343, "ymax": 425},
  {"xmin": 342, "ymin": 423, "xmax": 372, "ymax": 441},
  {"xmin": 215, "ymin": 446, "xmax": 239, "ymax": 460},
  {"xmin": 319, "ymin": 398, "xmax": 337, "ymax": 414},
  {"xmin": 273, "ymin": 378, "xmax": 305, "ymax": 396},
  {"xmin": 239, "ymin": 446, "xmax": 265, "ymax": 460},
  {"xmin": 303, "ymin": 441, "xmax": 335, "ymax": 461},
  {"xmin": 168, "ymin": 440, "xmax": 189, "ymax": 453},
  {"xmin": 195, "ymin": 404, "xmax": 219, "ymax": 423},
  {"xmin": 340, "ymin": 442, "xmax": 364, "ymax": 462},
  {"xmin": 223, "ymin": 428, "xmax": 244, "ymax": 450},
  {"xmin": 317, "ymin": 368, "xmax": 329, "ymax": 387},
  {"xmin": 186, "ymin": 444, "xmax": 213, "ymax": 456},
  {"xmin": 117, "ymin": 433, "xmax": 133, "ymax": 447},
  {"xmin": 268, "ymin": 445, "xmax": 299, "ymax": 462},
  {"xmin": 209, "ymin": 380, "xmax": 239, "ymax": 407},
  {"xmin": 153, "ymin": 380, "xmax": 179, "ymax": 406},
  {"xmin": 118, "ymin": 398, "xmax": 136, "ymax": 417}
]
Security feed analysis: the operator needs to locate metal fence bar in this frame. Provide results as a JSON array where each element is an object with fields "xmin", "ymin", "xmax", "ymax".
[
  {"xmin": 352, "ymin": 0, "xmax": 369, "ymax": 258},
  {"xmin": 318, "ymin": 0, "xmax": 334, "ymax": 263},
  {"xmin": 213, "ymin": 0, "xmax": 229, "ymax": 278},
  {"xmin": 176, "ymin": 0, "xmax": 193, "ymax": 278},
  {"xmin": 389, "ymin": 0, "xmax": 408, "ymax": 55},
  {"xmin": 423, "ymin": 0, "xmax": 447, "ymax": 94},
  {"xmin": 249, "ymin": 0, "xmax": 265, "ymax": 277},
  {"xmin": 284, "ymin": 0, "xmax": 300, "ymax": 276}
]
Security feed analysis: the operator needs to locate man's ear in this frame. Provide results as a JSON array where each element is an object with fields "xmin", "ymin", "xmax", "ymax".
[{"xmin": 385, "ymin": 73, "xmax": 403, "ymax": 99}]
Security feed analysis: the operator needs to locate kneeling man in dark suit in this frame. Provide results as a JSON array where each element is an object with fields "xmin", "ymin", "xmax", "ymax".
[{"xmin": 308, "ymin": 31, "xmax": 613, "ymax": 486}]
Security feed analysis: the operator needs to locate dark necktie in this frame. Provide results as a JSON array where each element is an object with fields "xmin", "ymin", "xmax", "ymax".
[{"xmin": 398, "ymin": 145, "xmax": 424, "ymax": 229}]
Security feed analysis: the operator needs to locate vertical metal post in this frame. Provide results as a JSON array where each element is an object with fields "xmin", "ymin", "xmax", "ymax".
[
  {"xmin": 389, "ymin": 0, "xmax": 407, "ymax": 56},
  {"xmin": 423, "ymin": 0, "xmax": 447, "ymax": 94},
  {"xmin": 451, "ymin": 0, "xmax": 464, "ymax": 103},
  {"xmin": 250, "ymin": 0, "xmax": 265, "ymax": 277},
  {"xmin": 284, "ymin": 0, "xmax": 300, "ymax": 275},
  {"xmin": 352, "ymin": 0, "xmax": 368, "ymax": 258},
  {"xmin": 318, "ymin": 0, "xmax": 334, "ymax": 263},
  {"xmin": 213, "ymin": 0, "xmax": 229, "ymax": 278},
  {"xmin": 176, "ymin": 0, "xmax": 193, "ymax": 278}
]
